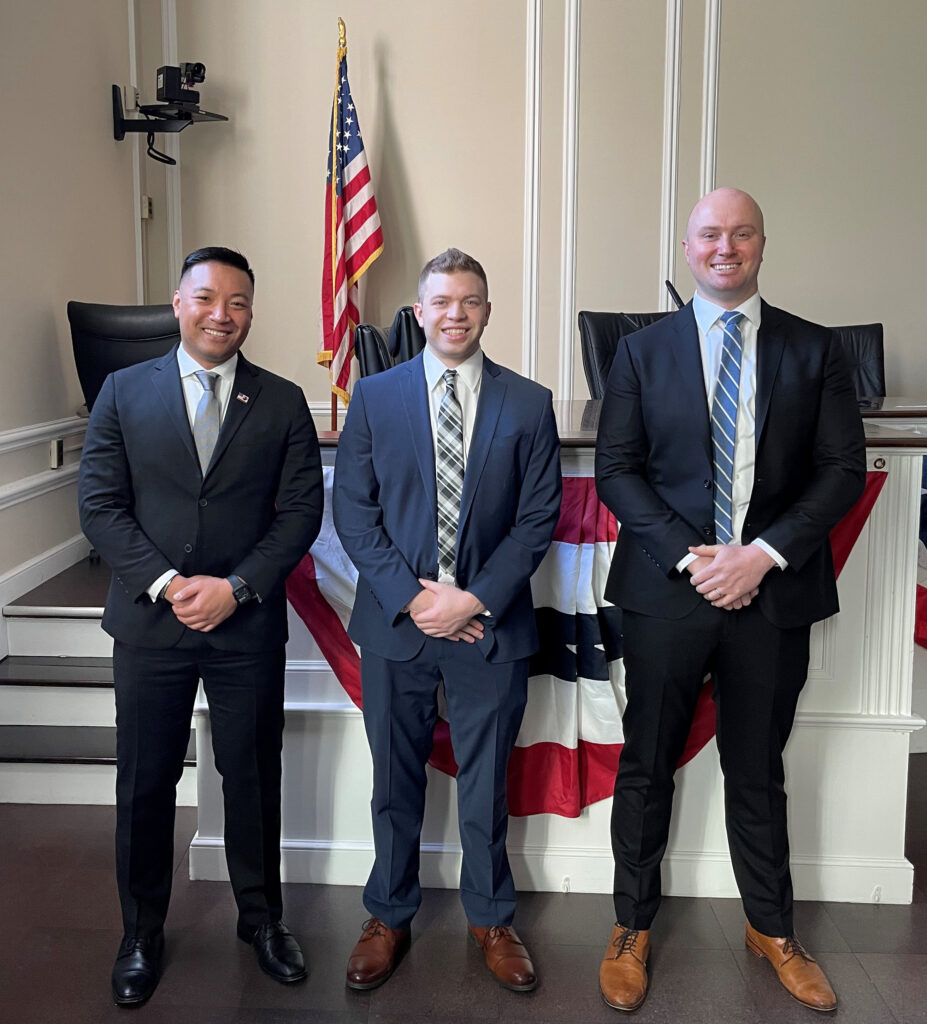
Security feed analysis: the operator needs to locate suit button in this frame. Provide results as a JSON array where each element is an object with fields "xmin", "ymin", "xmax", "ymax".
[
  {"xmin": 199, "ymin": 499, "xmax": 208, "ymax": 507},
  {"xmin": 184, "ymin": 544, "xmax": 193, "ymax": 553},
  {"xmin": 703, "ymin": 479, "xmax": 712, "ymax": 489},
  {"xmin": 703, "ymin": 527, "xmax": 713, "ymax": 537},
  {"xmin": 425, "ymin": 571, "xmax": 437, "ymax": 580}
]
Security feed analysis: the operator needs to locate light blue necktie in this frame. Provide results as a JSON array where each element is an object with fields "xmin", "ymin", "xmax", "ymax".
[
  {"xmin": 193, "ymin": 370, "xmax": 220, "ymax": 473},
  {"xmin": 710, "ymin": 311, "xmax": 744, "ymax": 544},
  {"xmin": 436, "ymin": 369, "xmax": 464, "ymax": 577}
]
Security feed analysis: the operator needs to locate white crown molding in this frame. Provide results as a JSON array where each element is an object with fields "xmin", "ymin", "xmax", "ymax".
[
  {"xmin": 658, "ymin": 0, "xmax": 683, "ymax": 311},
  {"xmin": 700, "ymin": 0, "xmax": 722, "ymax": 197},
  {"xmin": 557, "ymin": 0, "xmax": 581, "ymax": 401},
  {"xmin": 522, "ymin": 0, "xmax": 543, "ymax": 381}
]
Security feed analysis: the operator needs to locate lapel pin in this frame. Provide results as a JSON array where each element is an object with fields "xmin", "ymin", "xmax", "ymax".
[{"xmin": 236, "ymin": 393, "xmax": 250, "ymax": 404}]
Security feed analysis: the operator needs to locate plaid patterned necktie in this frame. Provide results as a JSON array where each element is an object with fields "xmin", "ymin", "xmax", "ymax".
[
  {"xmin": 710, "ymin": 311, "xmax": 744, "ymax": 544},
  {"xmin": 193, "ymin": 370, "xmax": 220, "ymax": 473},
  {"xmin": 436, "ymin": 369, "xmax": 464, "ymax": 577}
]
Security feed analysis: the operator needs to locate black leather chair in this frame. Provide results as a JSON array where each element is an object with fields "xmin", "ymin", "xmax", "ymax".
[
  {"xmin": 354, "ymin": 305, "xmax": 426, "ymax": 378},
  {"xmin": 578, "ymin": 310, "xmax": 672, "ymax": 399},
  {"xmin": 830, "ymin": 323, "xmax": 885, "ymax": 398},
  {"xmin": 68, "ymin": 301, "xmax": 180, "ymax": 411}
]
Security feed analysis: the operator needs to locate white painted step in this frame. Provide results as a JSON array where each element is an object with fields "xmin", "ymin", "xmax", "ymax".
[{"xmin": 3, "ymin": 607, "xmax": 111, "ymax": 657}]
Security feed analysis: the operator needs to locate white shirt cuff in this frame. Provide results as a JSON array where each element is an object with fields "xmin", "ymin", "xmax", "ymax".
[
  {"xmin": 752, "ymin": 538, "xmax": 788, "ymax": 570},
  {"xmin": 676, "ymin": 552, "xmax": 698, "ymax": 574},
  {"xmin": 148, "ymin": 569, "xmax": 178, "ymax": 602}
]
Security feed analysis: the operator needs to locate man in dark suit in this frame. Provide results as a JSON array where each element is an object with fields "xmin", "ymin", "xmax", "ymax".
[
  {"xmin": 79, "ymin": 247, "xmax": 323, "ymax": 1007},
  {"xmin": 594, "ymin": 189, "xmax": 865, "ymax": 1013},
  {"xmin": 332, "ymin": 248, "xmax": 562, "ymax": 992}
]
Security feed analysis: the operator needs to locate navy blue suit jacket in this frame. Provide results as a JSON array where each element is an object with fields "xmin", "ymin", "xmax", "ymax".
[
  {"xmin": 333, "ymin": 351, "xmax": 562, "ymax": 663},
  {"xmin": 79, "ymin": 346, "xmax": 324, "ymax": 651},
  {"xmin": 594, "ymin": 301, "xmax": 866, "ymax": 629}
]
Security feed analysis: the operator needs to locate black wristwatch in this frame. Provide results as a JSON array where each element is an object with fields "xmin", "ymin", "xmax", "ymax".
[{"xmin": 226, "ymin": 574, "xmax": 255, "ymax": 605}]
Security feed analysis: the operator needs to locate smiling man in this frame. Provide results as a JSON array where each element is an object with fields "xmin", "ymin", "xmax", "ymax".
[
  {"xmin": 333, "ymin": 248, "xmax": 562, "ymax": 993},
  {"xmin": 594, "ymin": 189, "xmax": 866, "ymax": 1013},
  {"xmin": 79, "ymin": 247, "xmax": 323, "ymax": 1007}
]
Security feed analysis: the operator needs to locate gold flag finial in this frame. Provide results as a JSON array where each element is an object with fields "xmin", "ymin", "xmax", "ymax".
[{"xmin": 337, "ymin": 18, "xmax": 347, "ymax": 59}]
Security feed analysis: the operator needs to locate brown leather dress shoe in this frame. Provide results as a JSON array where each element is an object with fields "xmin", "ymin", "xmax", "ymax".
[
  {"xmin": 745, "ymin": 923, "xmax": 837, "ymax": 1011},
  {"xmin": 468, "ymin": 924, "xmax": 537, "ymax": 991},
  {"xmin": 599, "ymin": 924, "xmax": 650, "ymax": 1012},
  {"xmin": 345, "ymin": 918, "xmax": 410, "ymax": 990}
]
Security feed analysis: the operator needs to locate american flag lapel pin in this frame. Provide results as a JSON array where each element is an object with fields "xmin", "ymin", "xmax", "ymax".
[{"xmin": 236, "ymin": 393, "xmax": 249, "ymax": 404}]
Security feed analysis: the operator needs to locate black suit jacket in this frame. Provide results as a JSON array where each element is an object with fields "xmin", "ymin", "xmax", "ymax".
[
  {"xmin": 79, "ymin": 346, "xmax": 323, "ymax": 651},
  {"xmin": 594, "ymin": 301, "xmax": 866, "ymax": 629}
]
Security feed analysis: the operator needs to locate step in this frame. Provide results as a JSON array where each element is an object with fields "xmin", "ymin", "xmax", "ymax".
[
  {"xmin": 0, "ymin": 724, "xmax": 195, "ymax": 764},
  {"xmin": 3, "ymin": 556, "xmax": 111, "ymax": 657}
]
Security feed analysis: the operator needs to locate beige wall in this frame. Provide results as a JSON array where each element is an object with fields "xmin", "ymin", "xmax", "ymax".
[
  {"xmin": 0, "ymin": 0, "xmax": 137, "ymax": 576},
  {"xmin": 174, "ymin": 0, "xmax": 528, "ymax": 401}
]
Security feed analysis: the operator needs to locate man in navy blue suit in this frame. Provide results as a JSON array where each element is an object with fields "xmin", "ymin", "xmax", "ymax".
[
  {"xmin": 594, "ymin": 190, "xmax": 865, "ymax": 1013},
  {"xmin": 333, "ymin": 248, "xmax": 562, "ymax": 992},
  {"xmin": 79, "ymin": 248, "xmax": 323, "ymax": 1007}
]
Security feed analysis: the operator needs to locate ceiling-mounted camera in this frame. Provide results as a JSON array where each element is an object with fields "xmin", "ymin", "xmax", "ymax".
[{"xmin": 112, "ymin": 60, "xmax": 228, "ymax": 165}]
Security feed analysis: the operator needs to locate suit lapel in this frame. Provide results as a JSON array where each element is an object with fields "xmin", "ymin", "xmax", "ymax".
[
  {"xmin": 755, "ymin": 301, "xmax": 786, "ymax": 444},
  {"xmin": 458, "ymin": 355, "xmax": 505, "ymax": 538},
  {"xmin": 669, "ymin": 305, "xmax": 712, "ymax": 458},
  {"xmin": 151, "ymin": 346, "xmax": 199, "ymax": 468},
  {"xmin": 206, "ymin": 354, "xmax": 261, "ymax": 476},
  {"xmin": 400, "ymin": 356, "xmax": 437, "ymax": 512}
]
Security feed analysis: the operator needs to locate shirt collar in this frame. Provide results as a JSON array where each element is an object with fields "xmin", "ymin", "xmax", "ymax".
[
  {"xmin": 176, "ymin": 343, "xmax": 239, "ymax": 384},
  {"xmin": 422, "ymin": 345, "xmax": 483, "ymax": 394},
  {"xmin": 692, "ymin": 290, "xmax": 762, "ymax": 336}
]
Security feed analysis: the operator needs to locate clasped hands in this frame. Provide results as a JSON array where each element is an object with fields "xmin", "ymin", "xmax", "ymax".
[
  {"xmin": 163, "ymin": 574, "xmax": 237, "ymax": 632},
  {"xmin": 687, "ymin": 543, "xmax": 775, "ymax": 611},
  {"xmin": 407, "ymin": 579, "xmax": 486, "ymax": 643}
]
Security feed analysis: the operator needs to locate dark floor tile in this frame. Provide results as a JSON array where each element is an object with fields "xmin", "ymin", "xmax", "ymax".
[
  {"xmin": 494, "ymin": 941, "xmax": 635, "ymax": 1023},
  {"xmin": 507, "ymin": 889, "xmax": 614, "ymax": 946},
  {"xmin": 733, "ymin": 948, "xmax": 897, "ymax": 1023},
  {"xmin": 649, "ymin": 895, "xmax": 729, "ymax": 949},
  {"xmin": 709, "ymin": 897, "xmax": 852, "ymax": 952},
  {"xmin": 823, "ymin": 900, "xmax": 927, "ymax": 954},
  {"xmin": 858, "ymin": 953, "xmax": 927, "ymax": 1024},
  {"xmin": 627, "ymin": 947, "xmax": 761, "ymax": 1024},
  {"xmin": 236, "ymin": 1011, "xmax": 368, "ymax": 1024},
  {"xmin": 364, "ymin": 925, "xmax": 501, "ymax": 1020}
]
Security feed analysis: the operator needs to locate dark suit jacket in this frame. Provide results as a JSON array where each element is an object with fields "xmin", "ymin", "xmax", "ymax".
[
  {"xmin": 594, "ymin": 301, "xmax": 866, "ymax": 629},
  {"xmin": 79, "ymin": 346, "xmax": 324, "ymax": 651},
  {"xmin": 332, "ymin": 351, "xmax": 562, "ymax": 663}
]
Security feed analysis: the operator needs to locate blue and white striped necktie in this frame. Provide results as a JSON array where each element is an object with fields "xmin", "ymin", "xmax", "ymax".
[
  {"xmin": 710, "ymin": 311, "xmax": 744, "ymax": 544},
  {"xmin": 436, "ymin": 369, "xmax": 464, "ymax": 577}
]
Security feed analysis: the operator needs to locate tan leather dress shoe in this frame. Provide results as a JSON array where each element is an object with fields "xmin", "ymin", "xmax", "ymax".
[
  {"xmin": 345, "ymin": 917, "xmax": 410, "ymax": 990},
  {"xmin": 745, "ymin": 922, "xmax": 837, "ymax": 1011},
  {"xmin": 599, "ymin": 924, "xmax": 650, "ymax": 1012},
  {"xmin": 468, "ymin": 924, "xmax": 537, "ymax": 991}
]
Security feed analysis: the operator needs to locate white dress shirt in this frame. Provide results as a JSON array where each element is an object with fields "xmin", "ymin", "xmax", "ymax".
[
  {"xmin": 677, "ymin": 292, "xmax": 786, "ymax": 571},
  {"xmin": 422, "ymin": 345, "xmax": 483, "ymax": 586},
  {"xmin": 146, "ymin": 347, "xmax": 240, "ymax": 601}
]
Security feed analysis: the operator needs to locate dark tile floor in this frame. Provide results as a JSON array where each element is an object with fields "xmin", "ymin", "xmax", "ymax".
[{"xmin": 1, "ymin": 755, "xmax": 925, "ymax": 1023}]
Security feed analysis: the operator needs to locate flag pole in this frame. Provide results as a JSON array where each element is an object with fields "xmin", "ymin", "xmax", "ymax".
[{"xmin": 329, "ymin": 18, "xmax": 347, "ymax": 432}]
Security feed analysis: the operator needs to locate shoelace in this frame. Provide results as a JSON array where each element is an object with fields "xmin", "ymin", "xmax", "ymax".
[
  {"xmin": 482, "ymin": 926, "xmax": 513, "ymax": 944},
  {"xmin": 782, "ymin": 936, "xmax": 816, "ymax": 963},
  {"xmin": 360, "ymin": 918, "xmax": 389, "ymax": 940},
  {"xmin": 610, "ymin": 927, "xmax": 642, "ymax": 957}
]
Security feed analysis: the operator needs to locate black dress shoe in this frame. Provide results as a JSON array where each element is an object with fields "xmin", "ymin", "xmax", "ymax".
[
  {"xmin": 111, "ymin": 933, "xmax": 164, "ymax": 1007},
  {"xmin": 238, "ymin": 920, "xmax": 307, "ymax": 984}
]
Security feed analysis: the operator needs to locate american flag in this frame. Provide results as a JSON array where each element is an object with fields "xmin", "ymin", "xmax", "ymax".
[{"xmin": 318, "ymin": 22, "xmax": 383, "ymax": 405}]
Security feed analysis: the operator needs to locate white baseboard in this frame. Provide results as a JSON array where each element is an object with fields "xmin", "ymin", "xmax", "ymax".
[
  {"xmin": 187, "ymin": 837, "xmax": 915, "ymax": 904},
  {"xmin": 0, "ymin": 533, "xmax": 91, "ymax": 659},
  {"xmin": 0, "ymin": 763, "xmax": 196, "ymax": 805}
]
